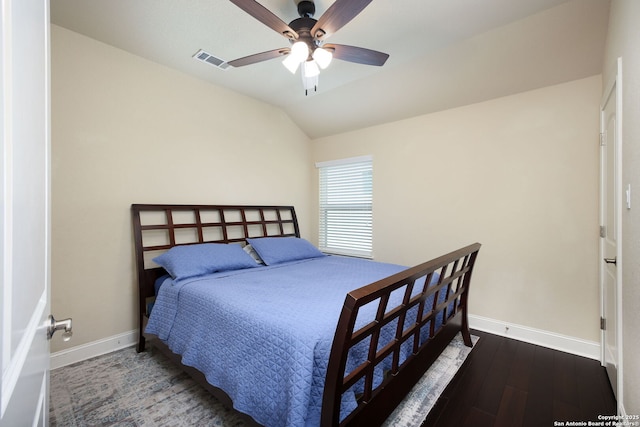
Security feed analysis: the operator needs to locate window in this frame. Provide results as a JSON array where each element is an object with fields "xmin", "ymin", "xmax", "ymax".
[{"xmin": 316, "ymin": 156, "xmax": 373, "ymax": 258}]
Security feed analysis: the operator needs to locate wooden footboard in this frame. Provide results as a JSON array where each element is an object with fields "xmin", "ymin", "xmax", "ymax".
[{"xmin": 322, "ymin": 243, "xmax": 481, "ymax": 427}]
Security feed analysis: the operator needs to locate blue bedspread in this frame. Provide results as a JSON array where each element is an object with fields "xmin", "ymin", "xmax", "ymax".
[{"xmin": 146, "ymin": 256, "xmax": 431, "ymax": 427}]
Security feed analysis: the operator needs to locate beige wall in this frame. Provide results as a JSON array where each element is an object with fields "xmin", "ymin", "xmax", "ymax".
[
  {"xmin": 51, "ymin": 25, "xmax": 312, "ymax": 353},
  {"xmin": 603, "ymin": 0, "xmax": 640, "ymax": 416},
  {"xmin": 312, "ymin": 76, "xmax": 602, "ymax": 342}
]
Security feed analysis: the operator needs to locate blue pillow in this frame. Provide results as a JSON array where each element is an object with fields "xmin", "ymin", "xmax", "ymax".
[
  {"xmin": 153, "ymin": 243, "xmax": 257, "ymax": 280},
  {"xmin": 246, "ymin": 237, "xmax": 325, "ymax": 265}
]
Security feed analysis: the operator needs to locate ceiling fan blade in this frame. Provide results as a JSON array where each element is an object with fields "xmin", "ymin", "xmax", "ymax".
[
  {"xmin": 323, "ymin": 44, "xmax": 389, "ymax": 66},
  {"xmin": 310, "ymin": 0, "xmax": 373, "ymax": 40},
  {"xmin": 229, "ymin": 0, "xmax": 298, "ymax": 39},
  {"xmin": 228, "ymin": 47, "xmax": 290, "ymax": 67}
]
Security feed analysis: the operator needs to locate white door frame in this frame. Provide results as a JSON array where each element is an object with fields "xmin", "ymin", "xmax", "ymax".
[{"xmin": 599, "ymin": 56, "xmax": 623, "ymax": 409}]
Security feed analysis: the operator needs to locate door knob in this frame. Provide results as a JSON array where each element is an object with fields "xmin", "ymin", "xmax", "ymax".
[
  {"xmin": 47, "ymin": 315, "xmax": 73, "ymax": 341},
  {"xmin": 604, "ymin": 257, "xmax": 617, "ymax": 265}
]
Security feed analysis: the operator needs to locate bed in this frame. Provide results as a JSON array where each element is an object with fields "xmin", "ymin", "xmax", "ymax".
[{"xmin": 132, "ymin": 204, "xmax": 481, "ymax": 427}]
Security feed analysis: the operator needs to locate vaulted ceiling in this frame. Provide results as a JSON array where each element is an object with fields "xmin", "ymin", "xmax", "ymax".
[{"xmin": 50, "ymin": 0, "xmax": 610, "ymax": 139}]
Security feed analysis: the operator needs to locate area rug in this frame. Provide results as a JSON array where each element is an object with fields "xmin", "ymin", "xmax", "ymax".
[{"xmin": 50, "ymin": 333, "xmax": 478, "ymax": 426}]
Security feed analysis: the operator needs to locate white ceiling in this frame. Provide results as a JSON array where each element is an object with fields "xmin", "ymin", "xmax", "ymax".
[{"xmin": 50, "ymin": 0, "xmax": 610, "ymax": 139}]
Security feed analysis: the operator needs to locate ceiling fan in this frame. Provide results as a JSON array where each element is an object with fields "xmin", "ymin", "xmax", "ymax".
[{"xmin": 227, "ymin": 0, "xmax": 389, "ymax": 94}]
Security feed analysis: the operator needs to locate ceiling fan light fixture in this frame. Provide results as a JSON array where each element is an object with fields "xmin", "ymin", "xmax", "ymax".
[
  {"xmin": 289, "ymin": 41, "xmax": 309, "ymax": 63},
  {"xmin": 282, "ymin": 54, "xmax": 301, "ymax": 74},
  {"xmin": 301, "ymin": 72, "xmax": 318, "ymax": 95},
  {"xmin": 312, "ymin": 47, "xmax": 332, "ymax": 69},
  {"xmin": 303, "ymin": 60, "xmax": 320, "ymax": 78}
]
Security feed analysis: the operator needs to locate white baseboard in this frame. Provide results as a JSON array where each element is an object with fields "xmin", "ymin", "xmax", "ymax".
[
  {"xmin": 469, "ymin": 314, "xmax": 601, "ymax": 360},
  {"xmin": 50, "ymin": 330, "xmax": 138, "ymax": 370}
]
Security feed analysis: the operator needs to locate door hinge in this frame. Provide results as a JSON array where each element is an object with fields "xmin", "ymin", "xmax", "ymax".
[
  {"xmin": 600, "ymin": 225, "xmax": 606, "ymax": 238},
  {"xmin": 600, "ymin": 317, "xmax": 606, "ymax": 330},
  {"xmin": 600, "ymin": 131, "xmax": 606, "ymax": 146}
]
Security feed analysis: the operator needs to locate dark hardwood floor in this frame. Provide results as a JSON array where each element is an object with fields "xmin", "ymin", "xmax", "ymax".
[{"xmin": 422, "ymin": 330, "xmax": 617, "ymax": 427}]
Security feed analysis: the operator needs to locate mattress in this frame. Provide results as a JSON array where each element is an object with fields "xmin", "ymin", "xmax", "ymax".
[{"xmin": 145, "ymin": 255, "xmax": 443, "ymax": 427}]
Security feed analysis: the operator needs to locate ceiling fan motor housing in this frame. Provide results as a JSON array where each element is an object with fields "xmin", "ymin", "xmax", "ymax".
[{"xmin": 289, "ymin": 16, "xmax": 320, "ymax": 58}]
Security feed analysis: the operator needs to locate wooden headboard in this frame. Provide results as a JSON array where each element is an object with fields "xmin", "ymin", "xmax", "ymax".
[{"xmin": 131, "ymin": 204, "xmax": 300, "ymax": 352}]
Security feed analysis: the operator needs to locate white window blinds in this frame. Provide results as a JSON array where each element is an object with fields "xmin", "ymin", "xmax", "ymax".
[{"xmin": 316, "ymin": 156, "xmax": 373, "ymax": 258}]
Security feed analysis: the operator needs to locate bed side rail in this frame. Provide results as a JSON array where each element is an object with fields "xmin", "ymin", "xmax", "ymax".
[{"xmin": 321, "ymin": 242, "xmax": 481, "ymax": 427}]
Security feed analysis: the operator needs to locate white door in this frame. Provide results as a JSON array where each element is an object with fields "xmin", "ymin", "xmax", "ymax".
[
  {"xmin": 600, "ymin": 58, "xmax": 622, "ymax": 402},
  {"xmin": 1, "ymin": 0, "xmax": 52, "ymax": 426}
]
